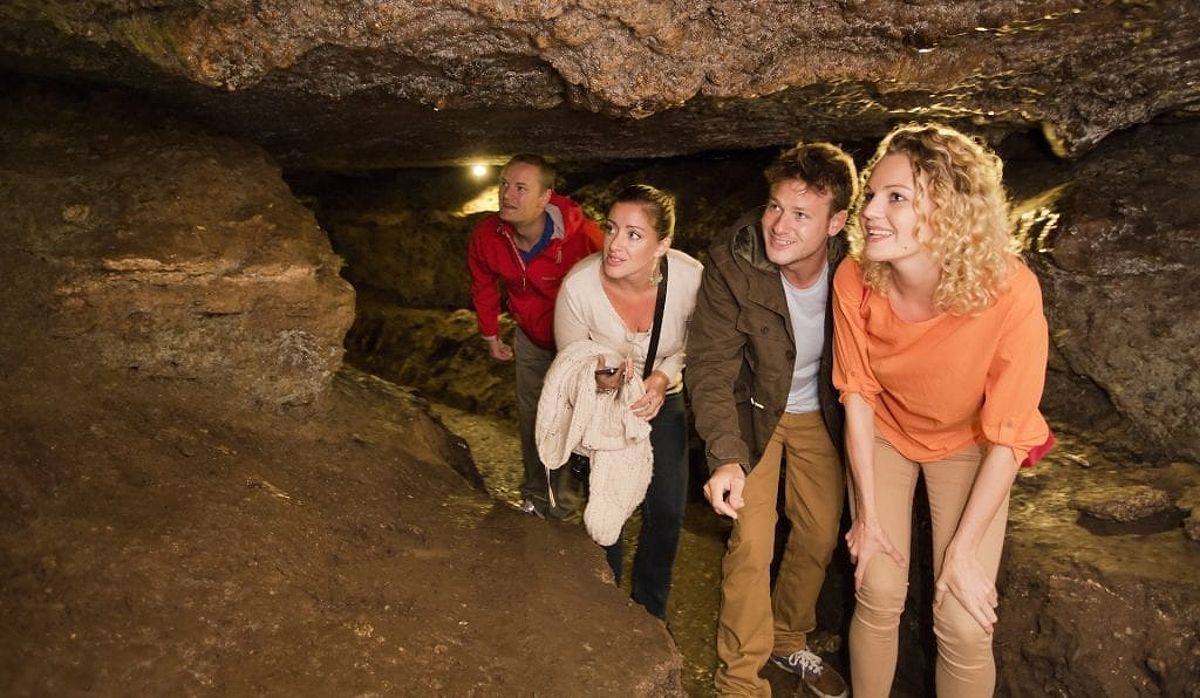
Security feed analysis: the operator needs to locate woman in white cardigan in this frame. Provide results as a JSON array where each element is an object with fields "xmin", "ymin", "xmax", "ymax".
[{"xmin": 554, "ymin": 184, "xmax": 703, "ymax": 619}]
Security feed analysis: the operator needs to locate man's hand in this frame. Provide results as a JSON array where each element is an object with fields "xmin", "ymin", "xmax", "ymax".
[
  {"xmin": 484, "ymin": 335, "xmax": 514, "ymax": 362},
  {"xmin": 703, "ymin": 463, "xmax": 747, "ymax": 519}
]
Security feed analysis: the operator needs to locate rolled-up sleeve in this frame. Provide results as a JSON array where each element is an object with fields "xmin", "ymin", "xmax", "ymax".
[
  {"xmin": 980, "ymin": 269, "xmax": 1050, "ymax": 463},
  {"xmin": 832, "ymin": 261, "xmax": 881, "ymax": 406}
]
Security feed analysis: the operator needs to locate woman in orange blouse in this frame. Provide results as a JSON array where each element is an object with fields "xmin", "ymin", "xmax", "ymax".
[{"xmin": 832, "ymin": 123, "xmax": 1050, "ymax": 698}]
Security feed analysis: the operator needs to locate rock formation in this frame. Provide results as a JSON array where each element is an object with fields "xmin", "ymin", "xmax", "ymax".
[
  {"xmin": 0, "ymin": 89, "xmax": 684, "ymax": 696},
  {"xmin": 2, "ymin": 1, "xmax": 1199, "ymax": 168},
  {"xmin": 1, "ymin": 85, "xmax": 355, "ymax": 408},
  {"xmin": 1033, "ymin": 119, "xmax": 1200, "ymax": 462}
]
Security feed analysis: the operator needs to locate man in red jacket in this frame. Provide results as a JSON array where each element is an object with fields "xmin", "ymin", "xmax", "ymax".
[{"xmin": 467, "ymin": 154, "xmax": 603, "ymax": 517}]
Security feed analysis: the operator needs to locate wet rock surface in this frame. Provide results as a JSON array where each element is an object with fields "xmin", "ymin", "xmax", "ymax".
[
  {"xmin": 1031, "ymin": 119, "xmax": 1200, "ymax": 461},
  {"xmin": 0, "ymin": 364, "xmax": 685, "ymax": 696},
  {"xmin": 2, "ymin": 1, "xmax": 1198, "ymax": 167},
  {"xmin": 1071, "ymin": 484, "xmax": 1177, "ymax": 523},
  {"xmin": 1001, "ymin": 451, "xmax": 1200, "ymax": 697}
]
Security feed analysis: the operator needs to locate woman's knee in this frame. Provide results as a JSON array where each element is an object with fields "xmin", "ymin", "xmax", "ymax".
[
  {"xmin": 932, "ymin": 601, "xmax": 994, "ymax": 661},
  {"xmin": 853, "ymin": 561, "xmax": 908, "ymax": 625}
]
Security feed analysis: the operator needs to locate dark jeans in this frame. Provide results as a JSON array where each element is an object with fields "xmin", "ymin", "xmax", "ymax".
[{"xmin": 604, "ymin": 391, "xmax": 689, "ymax": 619}]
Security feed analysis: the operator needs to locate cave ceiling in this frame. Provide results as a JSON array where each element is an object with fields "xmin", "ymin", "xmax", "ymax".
[{"xmin": 2, "ymin": 0, "xmax": 1199, "ymax": 170}]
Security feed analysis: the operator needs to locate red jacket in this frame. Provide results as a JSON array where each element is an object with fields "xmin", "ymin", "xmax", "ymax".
[{"xmin": 468, "ymin": 193, "xmax": 603, "ymax": 350}]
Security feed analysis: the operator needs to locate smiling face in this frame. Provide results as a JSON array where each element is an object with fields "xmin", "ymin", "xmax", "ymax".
[
  {"xmin": 760, "ymin": 178, "xmax": 847, "ymax": 286},
  {"xmin": 859, "ymin": 153, "xmax": 934, "ymax": 268},
  {"xmin": 497, "ymin": 162, "xmax": 552, "ymax": 229},
  {"xmin": 603, "ymin": 201, "xmax": 669, "ymax": 284}
]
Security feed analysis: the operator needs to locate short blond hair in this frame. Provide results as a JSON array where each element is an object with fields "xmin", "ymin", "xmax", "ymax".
[{"xmin": 851, "ymin": 123, "xmax": 1019, "ymax": 315}]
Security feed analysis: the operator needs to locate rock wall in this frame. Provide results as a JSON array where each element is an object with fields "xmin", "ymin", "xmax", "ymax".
[
  {"xmin": 3, "ymin": 1, "xmax": 1197, "ymax": 168},
  {"xmin": 0, "ymin": 87, "xmax": 685, "ymax": 697},
  {"xmin": 0, "ymin": 86, "xmax": 355, "ymax": 407},
  {"xmin": 1030, "ymin": 119, "xmax": 1200, "ymax": 461}
]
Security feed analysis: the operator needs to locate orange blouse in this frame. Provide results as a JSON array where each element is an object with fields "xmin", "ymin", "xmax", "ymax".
[{"xmin": 832, "ymin": 259, "xmax": 1050, "ymax": 464}]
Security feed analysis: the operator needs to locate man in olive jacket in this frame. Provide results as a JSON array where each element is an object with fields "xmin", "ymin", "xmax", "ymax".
[{"xmin": 687, "ymin": 142, "xmax": 856, "ymax": 698}]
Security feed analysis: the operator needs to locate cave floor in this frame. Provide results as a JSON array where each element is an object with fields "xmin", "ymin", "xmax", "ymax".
[{"xmin": 430, "ymin": 402, "xmax": 853, "ymax": 698}]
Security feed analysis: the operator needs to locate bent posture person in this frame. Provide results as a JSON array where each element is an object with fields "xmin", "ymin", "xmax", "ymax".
[
  {"xmin": 467, "ymin": 154, "xmax": 603, "ymax": 517},
  {"xmin": 834, "ymin": 123, "xmax": 1051, "ymax": 697},
  {"xmin": 554, "ymin": 184, "xmax": 703, "ymax": 619},
  {"xmin": 688, "ymin": 143, "xmax": 856, "ymax": 697}
]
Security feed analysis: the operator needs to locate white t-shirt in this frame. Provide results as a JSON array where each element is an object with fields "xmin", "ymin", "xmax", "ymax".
[{"xmin": 782, "ymin": 264, "xmax": 828, "ymax": 413}]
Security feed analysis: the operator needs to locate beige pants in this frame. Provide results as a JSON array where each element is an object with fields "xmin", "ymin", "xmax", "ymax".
[
  {"xmin": 715, "ymin": 411, "xmax": 844, "ymax": 697},
  {"xmin": 849, "ymin": 435, "xmax": 1009, "ymax": 698}
]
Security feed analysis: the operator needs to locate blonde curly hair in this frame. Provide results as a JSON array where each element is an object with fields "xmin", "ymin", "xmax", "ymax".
[{"xmin": 850, "ymin": 123, "xmax": 1019, "ymax": 315}]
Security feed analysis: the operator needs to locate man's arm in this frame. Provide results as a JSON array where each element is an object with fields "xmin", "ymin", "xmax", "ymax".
[
  {"xmin": 685, "ymin": 247, "xmax": 751, "ymax": 473},
  {"xmin": 466, "ymin": 223, "xmax": 513, "ymax": 361}
]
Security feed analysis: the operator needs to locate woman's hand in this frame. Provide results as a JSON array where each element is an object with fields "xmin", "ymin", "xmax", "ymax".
[
  {"xmin": 630, "ymin": 371, "xmax": 668, "ymax": 420},
  {"xmin": 935, "ymin": 547, "xmax": 999, "ymax": 634},
  {"xmin": 594, "ymin": 356, "xmax": 628, "ymax": 393},
  {"xmin": 845, "ymin": 516, "xmax": 907, "ymax": 591}
]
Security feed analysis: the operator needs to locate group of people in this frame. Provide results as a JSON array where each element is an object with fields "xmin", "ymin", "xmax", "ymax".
[{"xmin": 466, "ymin": 123, "xmax": 1051, "ymax": 698}]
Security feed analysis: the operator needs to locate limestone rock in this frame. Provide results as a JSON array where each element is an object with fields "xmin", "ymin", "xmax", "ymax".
[
  {"xmin": 1071, "ymin": 485, "xmax": 1175, "ymax": 523},
  {"xmin": 998, "ymin": 456, "xmax": 1200, "ymax": 697},
  {"xmin": 0, "ymin": 87, "xmax": 355, "ymax": 407},
  {"xmin": 2, "ymin": 1, "xmax": 1198, "ymax": 167},
  {"xmin": 1185, "ymin": 516, "xmax": 1200, "ymax": 544},
  {"xmin": 1030, "ymin": 120, "xmax": 1200, "ymax": 460}
]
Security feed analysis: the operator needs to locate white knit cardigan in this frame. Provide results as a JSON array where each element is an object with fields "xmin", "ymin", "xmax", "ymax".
[{"xmin": 535, "ymin": 339, "xmax": 653, "ymax": 546}]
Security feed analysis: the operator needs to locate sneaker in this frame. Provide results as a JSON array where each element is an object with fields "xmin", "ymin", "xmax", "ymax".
[
  {"xmin": 517, "ymin": 498, "xmax": 545, "ymax": 519},
  {"xmin": 768, "ymin": 649, "xmax": 848, "ymax": 698}
]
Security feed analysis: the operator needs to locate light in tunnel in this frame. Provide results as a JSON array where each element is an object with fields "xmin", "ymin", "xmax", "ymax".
[{"xmin": 470, "ymin": 163, "xmax": 488, "ymax": 178}]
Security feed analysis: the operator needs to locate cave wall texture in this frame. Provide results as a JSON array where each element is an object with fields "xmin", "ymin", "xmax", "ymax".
[
  {"xmin": 1, "ymin": 1, "xmax": 1198, "ymax": 168},
  {"xmin": 1, "ymin": 88, "xmax": 356, "ymax": 409}
]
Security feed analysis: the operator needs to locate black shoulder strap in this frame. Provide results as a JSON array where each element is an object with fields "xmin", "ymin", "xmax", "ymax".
[{"xmin": 643, "ymin": 256, "xmax": 669, "ymax": 381}]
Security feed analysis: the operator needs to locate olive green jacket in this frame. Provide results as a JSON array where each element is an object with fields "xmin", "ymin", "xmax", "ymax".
[{"xmin": 686, "ymin": 210, "xmax": 846, "ymax": 474}]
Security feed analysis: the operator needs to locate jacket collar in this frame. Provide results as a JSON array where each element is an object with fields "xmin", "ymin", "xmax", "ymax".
[
  {"xmin": 732, "ymin": 207, "xmax": 848, "ymax": 274},
  {"xmin": 730, "ymin": 207, "xmax": 848, "ymax": 318},
  {"xmin": 494, "ymin": 200, "xmax": 567, "ymax": 241}
]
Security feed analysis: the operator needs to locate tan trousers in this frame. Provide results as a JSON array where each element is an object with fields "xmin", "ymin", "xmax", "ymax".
[
  {"xmin": 849, "ymin": 435, "xmax": 1009, "ymax": 698},
  {"xmin": 715, "ymin": 411, "xmax": 844, "ymax": 697}
]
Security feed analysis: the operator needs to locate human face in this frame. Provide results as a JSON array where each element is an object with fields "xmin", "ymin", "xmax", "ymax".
[
  {"xmin": 761, "ymin": 179, "xmax": 846, "ymax": 282},
  {"xmin": 859, "ymin": 153, "xmax": 931, "ymax": 266},
  {"xmin": 497, "ymin": 162, "xmax": 552, "ymax": 228},
  {"xmin": 603, "ymin": 202, "xmax": 669, "ymax": 284}
]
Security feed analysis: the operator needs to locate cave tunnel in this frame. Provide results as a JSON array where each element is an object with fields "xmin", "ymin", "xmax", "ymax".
[{"xmin": 1, "ymin": 2, "xmax": 1199, "ymax": 697}]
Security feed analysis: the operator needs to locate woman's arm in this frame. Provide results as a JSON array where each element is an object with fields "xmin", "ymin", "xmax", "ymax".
[
  {"xmin": 553, "ymin": 273, "xmax": 592, "ymax": 350},
  {"xmin": 937, "ymin": 266, "xmax": 1051, "ymax": 632},
  {"xmin": 843, "ymin": 393, "xmax": 907, "ymax": 590},
  {"xmin": 934, "ymin": 443, "xmax": 1019, "ymax": 633}
]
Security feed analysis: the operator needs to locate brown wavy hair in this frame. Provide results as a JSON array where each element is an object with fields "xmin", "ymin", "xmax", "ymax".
[{"xmin": 850, "ymin": 123, "xmax": 1019, "ymax": 315}]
